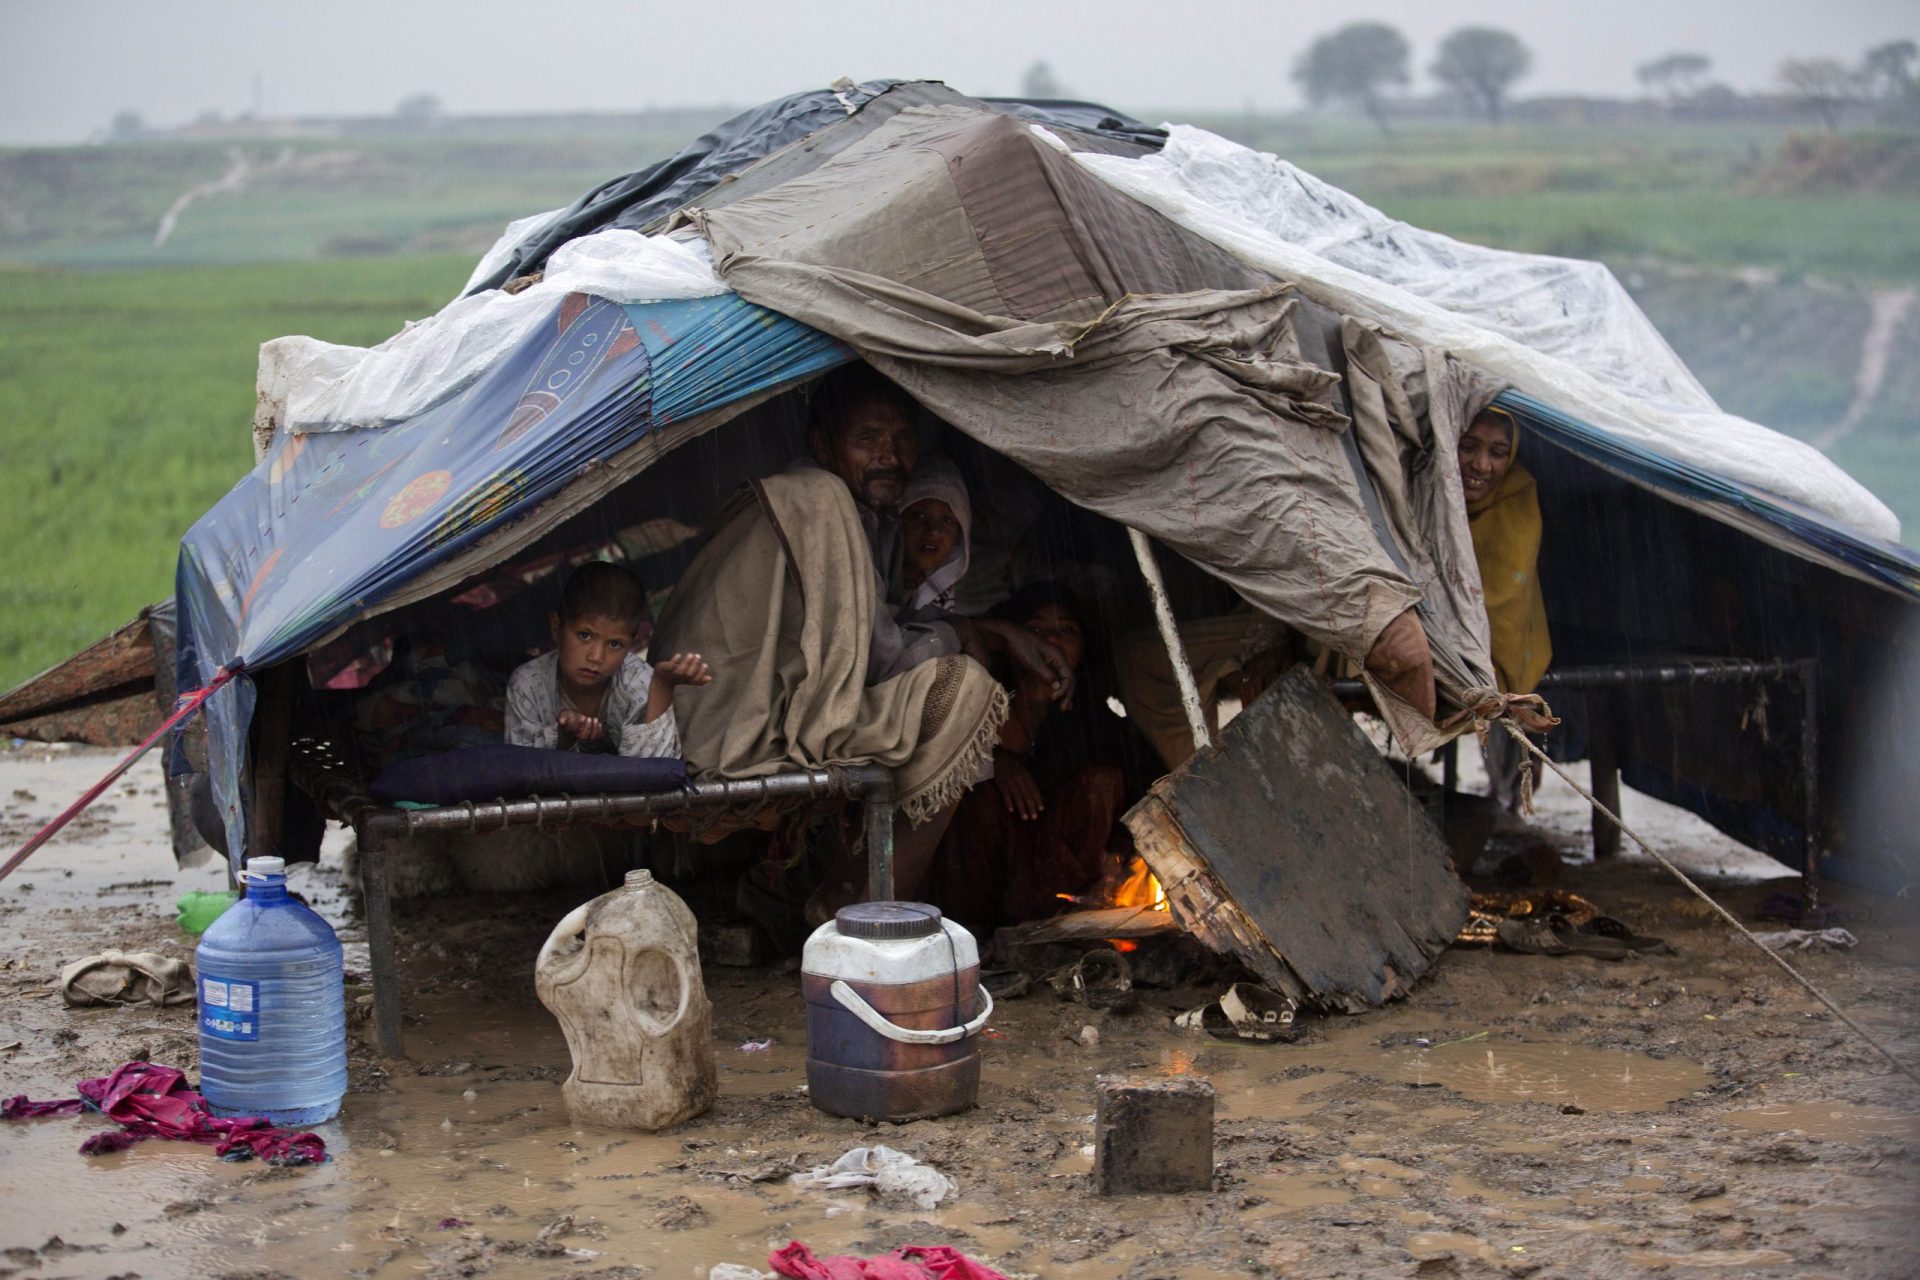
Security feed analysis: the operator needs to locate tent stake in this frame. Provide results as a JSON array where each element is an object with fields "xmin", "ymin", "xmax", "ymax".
[{"xmin": 1128, "ymin": 528, "xmax": 1213, "ymax": 756}]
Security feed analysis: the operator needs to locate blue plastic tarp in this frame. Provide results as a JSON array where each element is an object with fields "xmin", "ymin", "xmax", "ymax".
[
  {"xmin": 176, "ymin": 291, "xmax": 847, "ymax": 861},
  {"xmin": 1501, "ymin": 390, "xmax": 1920, "ymax": 600}
]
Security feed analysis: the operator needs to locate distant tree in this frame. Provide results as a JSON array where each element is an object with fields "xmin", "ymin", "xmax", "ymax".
[
  {"xmin": 1778, "ymin": 58, "xmax": 1860, "ymax": 132},
  {"xmin": 193, "ymin": 109, "xmax": 225, "ymax": 127},
  {"xmin": 1293, "ymin": 22, "xmax": 1411, "ymax": 136},
  {"xmin": 394, "ymin": 93, "xmax": 442, "ymax": 122},
  {"xmin": 1020, "ymin": 61, "xmax": 1066, "ymax": 99},
  {"xmin": 1431, "ymin": 27, "xmax": 1532, "ymax": 123},
  {"xmin": 1635, "ymin": 52, "xmax": 1712, "ymax": 103},
  {"xmin": 1862, "ymin": 39, "xmax": 1918, "ymax": 99},
  {"xmin": 108, "ymin": 110, "xmax": 145, "ymax": 142}
]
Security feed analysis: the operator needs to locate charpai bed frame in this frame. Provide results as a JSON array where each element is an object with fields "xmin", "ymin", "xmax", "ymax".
[
  {"xmin": 289, "ymin": 738, "xmax": 897, "ymax": 1057},
  {"xmin": 1332, "ymin": 656, "xmax": 1822, "ymax": 896}
]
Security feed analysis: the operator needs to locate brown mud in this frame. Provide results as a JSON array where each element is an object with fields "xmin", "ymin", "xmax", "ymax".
[{"xmin": 1, "ymin": 744, "xmax": 1917, "ymax": 1279}]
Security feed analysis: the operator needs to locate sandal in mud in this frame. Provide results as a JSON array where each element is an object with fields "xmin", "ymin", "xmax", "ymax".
[
  {"xmin": 1047, "ymin": 948, "xmax": 1135, "ymax": 1012},
  {"xmin": 1493, "ymin": 913, "xmax": 1669, "ymax": 961},
  {"xmin": 1175, "ymin": 982, "xmax": 1299, "ymax": 1043},
  {"xmin": 1579, "ymin": 914, "xmax": 1671, "ymax": 955}
]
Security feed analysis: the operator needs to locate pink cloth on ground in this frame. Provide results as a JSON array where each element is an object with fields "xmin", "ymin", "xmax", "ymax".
[
  {"xmin": 770, "ymin": 1241, "xmax": 1010, "ymax": 1280},
  {"xmin": 2, "ymin": 1060, "xmax": 326, "ymax": 1165}
]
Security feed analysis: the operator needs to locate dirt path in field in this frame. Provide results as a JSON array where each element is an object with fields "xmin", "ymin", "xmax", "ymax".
[
  {"xmin": 0, "ymin": 744, "xmax": 1916, "ymax": 1279},
  {"xmin": 1814, "ymin": 286, "xmax": 1916, "ymax": 451}
]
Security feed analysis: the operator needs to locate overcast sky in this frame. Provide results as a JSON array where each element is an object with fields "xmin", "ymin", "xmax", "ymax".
[{"xmin": 1, "ymin": 0, "xmax": 1913, "ymax": 144}]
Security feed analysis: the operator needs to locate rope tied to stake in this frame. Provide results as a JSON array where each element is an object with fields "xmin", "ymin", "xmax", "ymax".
[{"xmin": 1455, "ymin": 693, "xmax": 1920, "ymax": 1089}]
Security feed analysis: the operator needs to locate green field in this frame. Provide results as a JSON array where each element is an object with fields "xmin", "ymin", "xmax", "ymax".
[
  {"xmin": 0, "ymin": 115, "xmax": 1915, "ymax": 690},
  {"xmin": 0, "ymin": 257, "xmax": 474, "ymax": 685}
]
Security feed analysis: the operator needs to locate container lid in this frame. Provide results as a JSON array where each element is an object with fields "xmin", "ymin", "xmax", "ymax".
[
  {"xmin": 624, "ymin": 869, "xmax": 655, "ymax": 889},
  {"xmin": 834, "ymin": 901, "xmax": 943, "ymax": 940},
  {"xmin": 241, "ymin": 856, "xmax": 285, "ymax": 878}
]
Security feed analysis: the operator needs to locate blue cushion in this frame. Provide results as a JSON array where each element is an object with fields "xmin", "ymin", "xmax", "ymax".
[{"xmin": 369, "ymin": 744, "xmax": 687, "ymax": 805}]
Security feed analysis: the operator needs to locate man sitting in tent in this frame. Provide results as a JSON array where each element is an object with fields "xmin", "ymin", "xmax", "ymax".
[{"xmin": 650, "ymin": 363, "xmax": 1072, "ymax": 898}]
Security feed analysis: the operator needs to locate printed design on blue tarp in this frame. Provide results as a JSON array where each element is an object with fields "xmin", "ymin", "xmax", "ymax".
[{"xmin": 199, "ymin": 975, "xmax": 261, "ymax": 1042}]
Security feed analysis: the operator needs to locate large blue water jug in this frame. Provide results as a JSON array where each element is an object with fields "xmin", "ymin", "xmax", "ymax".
[{"xmin": 194, "ymin": 856, "xmax": 347, "ymax": 1125}]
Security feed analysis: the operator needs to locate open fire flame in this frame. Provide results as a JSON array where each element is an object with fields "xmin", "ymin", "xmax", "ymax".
[
  {"xmin": 1057, "ymin": 855, "xmax": 1168, "ymax": 951},
  {"xmin": 1108, "ymin": 856, "xmax": 1168, "ymax": 912}
]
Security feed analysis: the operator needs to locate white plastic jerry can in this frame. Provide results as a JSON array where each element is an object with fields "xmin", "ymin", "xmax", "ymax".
[{"xmin": 535, "ymin": 869, "xmax": 717, "ymax": 1130}]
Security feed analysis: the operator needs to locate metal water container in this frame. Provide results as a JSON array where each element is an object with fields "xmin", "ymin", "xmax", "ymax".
[{"xmin": 801, "ymin": 902, "xmax": 992, "ymax": 1122}]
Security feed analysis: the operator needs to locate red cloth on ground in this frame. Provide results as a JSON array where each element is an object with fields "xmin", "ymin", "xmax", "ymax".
[
  {"xmin": 2, "ymin": 1061, "xmax": 326, "ymax": 1165},
  {"xmin": 770, "ymin": 1241, "xmax": 1009, "ymax": 1280}
]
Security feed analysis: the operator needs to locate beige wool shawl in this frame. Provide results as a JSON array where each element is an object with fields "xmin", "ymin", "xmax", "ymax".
[{"xmin": 652, "ymin": 464, "xmax": 1007, "ymax": 824}]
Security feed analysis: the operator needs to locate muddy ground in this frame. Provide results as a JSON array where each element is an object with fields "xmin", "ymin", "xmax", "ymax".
[{"xmin": 0, "ymin": 743, "xmax": 1916, "ymax": 1279}]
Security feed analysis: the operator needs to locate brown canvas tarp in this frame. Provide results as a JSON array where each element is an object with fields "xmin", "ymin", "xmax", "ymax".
[
  {"xmin": 686, "ymin": 103, "xmax": 1499, "ymax": 745},
  {"xmin": 0, "ymin": 611, "xmax": 161, "ymax": 747}
]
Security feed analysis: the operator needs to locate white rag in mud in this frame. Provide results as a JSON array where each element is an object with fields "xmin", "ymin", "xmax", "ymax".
[
  {"xmin": 789, "ymin": 1144, "xmax": 955, "ymax": 1210},
  {"xmin": 1752, "ymin": 927, "xmax": 1859, "ymax": 953},
  {"xmin": 60, "ymin": 951, "xmax": 195, "ymax": 1007}
]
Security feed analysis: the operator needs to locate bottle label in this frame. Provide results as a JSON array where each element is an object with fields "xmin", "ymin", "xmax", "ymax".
[{"xmin": 199, "ymin": 975, "xmax": 261, "ymax": 1042}]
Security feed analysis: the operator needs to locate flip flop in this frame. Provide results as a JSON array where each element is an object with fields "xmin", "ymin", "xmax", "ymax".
[
  {"xmin": 1175, "ymin": 982, "xmax": 1299, "ymax": 1043},
  {"xmin": 1047, "ymin": 949, "xmax": 1135, "ymax": 1012}
]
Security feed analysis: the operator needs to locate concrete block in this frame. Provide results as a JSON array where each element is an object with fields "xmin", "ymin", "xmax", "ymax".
[
  {"xmin": 1093, "ymin": 1074, "xmax": 1214, "ymax": 1195},
  {"xmin": 701, "ymin": 921, "xmax": 766, "ymax": 968}
]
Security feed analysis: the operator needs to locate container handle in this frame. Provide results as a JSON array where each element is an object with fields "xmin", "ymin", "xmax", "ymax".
[
  {"xmin": 828, "ymin": 979, "xmax": 993, "ymax": 1046},
  {"xmin": 536, "ymin": 902, "xmax": 593, "ymax": 973}
]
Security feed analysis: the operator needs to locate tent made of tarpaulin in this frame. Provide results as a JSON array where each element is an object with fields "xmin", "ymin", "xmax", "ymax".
[{"xmin": 175, "ymin": 80, "xmax": 1920, "ymax": 890}]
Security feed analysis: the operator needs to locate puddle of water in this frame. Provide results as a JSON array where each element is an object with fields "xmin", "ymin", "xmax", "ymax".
[
  {"xmin": 1407, "ymin": 1230, "xmax": 1507, "ymax": 1264},
  {"xmin": 1183, "ymin": 1021, "xmax": 1706, "ymax": 1114},
  {"xmin": 1627, "ymin": 1247, "xmax": 1795, "ymax": 1268},
  {"xmin": 1244, "ymin": 1175, "xmax": 1352, "ymax": 1213},
  {"xmin": 0, "ymin": 753, "xmax": 226, "ymax": 911},
  {"xmin": 1376, "ymin": 1040, "xmax": 1707, "ymax": 1111},
  {"xmin": 0, "ymin": 1063, "xmax": 986, "ymax": 1279},
  {"xmin": 1446, "ymin": 1171, "xmax": 1570, "ymax": 1214},
  {"xmin": 1208, "ymin": 1068, "xmax": 1351, "ymax": 1120},
  {"xmin": 1725, "ymin": 1102, "xmax": 1920, "ymax": 1146},
  {"xmin": 1338, "ymin": 1155, "xmax": 1422, "ymax": 1182}
]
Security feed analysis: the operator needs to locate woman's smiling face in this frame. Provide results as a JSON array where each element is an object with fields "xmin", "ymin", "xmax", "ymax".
[{"xmin": 1459, "ymin": 411, "xmax": 1516, "ymax": 505}]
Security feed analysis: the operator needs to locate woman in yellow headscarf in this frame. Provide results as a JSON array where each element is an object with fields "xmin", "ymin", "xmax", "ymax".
[{"xmin": 1460, "ymin": 405, "xmax": 1551, "ymax": 696}]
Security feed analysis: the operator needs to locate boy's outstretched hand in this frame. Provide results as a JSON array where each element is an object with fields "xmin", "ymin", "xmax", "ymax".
[
  {"xmin": 653, "ymin": 652, "xmax": 712, "ymax": 689},
  {"xmin": 556, "ymin": 709, "xmax": 605, "ymax": 742}
]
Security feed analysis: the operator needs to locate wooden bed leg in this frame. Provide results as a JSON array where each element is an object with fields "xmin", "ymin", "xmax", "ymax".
[
  {"xmin": 358, "ymin": 824, "xmax": 405, "ymax": 1059},
  {"xmin": 1589, "ymin": 723, "xmax": 1622, "ymax": 861},
  {"xmin": 865, "ymin": 776, "xmax": 897, "ymax": 903},
  {"xmin": 246, "ymin": 662, "xmax": 295, "ymax": 863}
]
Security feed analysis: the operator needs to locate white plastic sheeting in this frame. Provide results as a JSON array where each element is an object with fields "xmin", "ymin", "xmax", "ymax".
[
  {"xmin": 461, "ymin": 204, "xmax": 568, "ymax": 296},
  {"xmin": 1070, "ymin": 126, "xmax": 1900, "ymax": 543},
  {"xmin": 254, "ymin": 227, "xmax": 727, "ymax": 449}
]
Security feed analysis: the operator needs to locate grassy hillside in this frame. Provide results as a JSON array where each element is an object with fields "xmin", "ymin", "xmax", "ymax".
[
  {"xmin": 0, "ymin": 115, "xmax": 1913, "ymax": 690},
  {"xmin": 0, "ymin": 132, "xmax": 694, "ymax": 268}
]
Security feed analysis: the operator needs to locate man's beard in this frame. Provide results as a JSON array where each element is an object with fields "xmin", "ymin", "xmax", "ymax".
[{"xmin": 859, "ymin": 468, "xmax": 908, "ymax": 506}]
